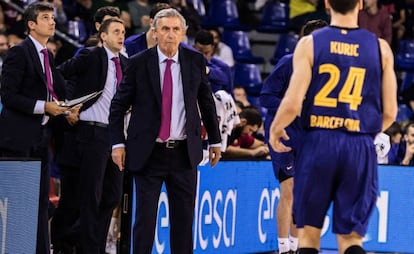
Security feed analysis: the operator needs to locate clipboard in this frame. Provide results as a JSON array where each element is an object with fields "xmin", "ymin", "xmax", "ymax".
[{"xmin": 59, "ymin": 91, "xmax": 103, "ymax": 108}]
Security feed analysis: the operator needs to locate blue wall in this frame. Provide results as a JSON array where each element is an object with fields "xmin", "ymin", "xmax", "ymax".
[
  {"xmin": 130, "ymin": 162, "xmax": 414, "ymax": 253},
  {"xmin": 0, "ymin": 160, "xmax": 41, "ymax": 254},
  {"xmin": 1, "ymin": 160, "xmax": 413, "ymax": 253}
]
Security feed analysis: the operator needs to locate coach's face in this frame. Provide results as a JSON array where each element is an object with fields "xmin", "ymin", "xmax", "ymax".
[{"xmin": 153, "ymin": 16, "xmax": 186, "ymax": 57}]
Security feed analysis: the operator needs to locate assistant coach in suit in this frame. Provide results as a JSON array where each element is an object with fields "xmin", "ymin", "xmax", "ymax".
[
  {"xmin": 58, "ymin": 18, "xmax": 127, "ymax": 253},
  {"xmin": 109, "ymin": 8, "xmax": 221, "ymax": 254},
  {"xmin": 0, "ymin": 2, "xmax": 76, "ymax": 254}
]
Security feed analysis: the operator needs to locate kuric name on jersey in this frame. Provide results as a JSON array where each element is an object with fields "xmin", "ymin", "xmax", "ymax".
[
  {"xmin": 310, "ymin": 114, "xmax": 360, "ymax": 132},
  {"xmin": 330, "ymin": 41, "xmax": 359, "ymax": 57}
]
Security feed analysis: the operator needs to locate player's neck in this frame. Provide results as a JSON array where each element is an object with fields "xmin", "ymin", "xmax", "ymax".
[{"xmin": 330, "ymin": 15, "xmax": 358, "ymax": 29}]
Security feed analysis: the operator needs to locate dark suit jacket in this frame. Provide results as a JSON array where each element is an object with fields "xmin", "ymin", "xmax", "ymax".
[
  {"xmin": 124, "ymin": 32, "xmax": 147, "ymax": 58},
  {"xmin": 109, "ymin": 45, "xmax": 221, "ymax": 172},
  {"xmin": 58, "ymin": 46, "xmax": 128, "ymax": 112},
  {"xmin": 0, "ymin": 37, "xmax": 66, "ymax": 153}
]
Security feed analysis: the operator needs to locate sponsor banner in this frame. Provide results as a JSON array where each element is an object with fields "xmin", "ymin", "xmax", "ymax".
[
  {"xmin": 129, "ymin": 162, "xmax": 414, "ymax": 253},
  {"xmin": 0, "ymin": 160, "xmax": 41, "ymax": 254}
]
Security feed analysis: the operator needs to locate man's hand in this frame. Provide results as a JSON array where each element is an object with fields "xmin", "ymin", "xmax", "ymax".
[
  {"xmin": 65, "ymin": 104, "xmax": 82, "ymax": 126},
  {"xmin": 269, "ymin": 126, "xmax": 291, "ymax": 153},
  {"xmin": 402, "ymin": 142, "xmax": 414, "ymax": 165},
  {"xmin": 209, "ymin": 146, "xmax": 221, "ymax": 167},
  {"xmin": 250, "ymin": 145, "xmax": 269, "ymax": 157},
  {"xmin": 112, "ymin": 147, "xmax": 125, "ymax": 171},
  {"xmin": 45, "ymin": 101, "xmax": 68, "ymax": 116}
]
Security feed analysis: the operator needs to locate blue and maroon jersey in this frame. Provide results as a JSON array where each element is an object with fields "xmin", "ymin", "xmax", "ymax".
[{"xmin": 301, "ymin": 26, "xmax": 382, "ymax": 135}]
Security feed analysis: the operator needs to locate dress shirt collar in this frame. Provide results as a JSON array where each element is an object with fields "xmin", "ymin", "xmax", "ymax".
[
  {"xmin": 157, "ymin": 46, "xmax": 179, "ymax": 64},
  {"xmin": 103, "ymin": 45, "xmax": 118, "ymax": 60},
  {"xmin": 29, "ymin": 35, "xmax": 47, "ymax": 53}
]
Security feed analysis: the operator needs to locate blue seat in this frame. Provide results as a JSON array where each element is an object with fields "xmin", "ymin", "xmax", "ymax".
[
  {"xmin": 401, "ymin": 72, "xmax": 414, "ymax": 92},
  {"xmin": 222, "ymin": 30, "xmax": 265, "ymax": 64},
  {"xmin": 396, "ymin": 104, "xmax": 413, "ymax": 123},
  {"xmin": 187, "ymin": 0, "xmax": 206, "ymax": 16},
  {"xmin": 233, "ymin": 63, "xmax": 263, "ymax": 96},
  {"xmin": 270, "ymin": 33, "xmax": 299, "ymax": 65},
  {"xmin": 68, "ymin": 20, "xmax": 88, "ymax": 43},
  {"xmin": 202, "ymin": 0, "xmax": 249, "ymax": 30},
  {"xmin": 396, "ymin": 40, "xmax": 414, "ymax": 71},
  {"xmin": 256, "ymin": 1, "xmax": 289, "ymax": 34}
]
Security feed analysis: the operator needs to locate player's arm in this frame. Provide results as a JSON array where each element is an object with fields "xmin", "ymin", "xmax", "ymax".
[
  {"xmin": 269, "ymin": 35, "xmax": 313, "ymax": 152},
  {"xmin": 378, "ymin": 38, "xmax": 398, "ymax": 131}
]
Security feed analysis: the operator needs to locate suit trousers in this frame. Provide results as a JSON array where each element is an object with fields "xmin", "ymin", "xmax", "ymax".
[
  {"xmin": 132, "ymin": 141, "xmax": 196, "ymax": 254},
  {"xmin": 50, "ymin": 164, "xmax": 81, "ymax": 253},
  {"xmin": 0, "ymin": 126, "xmax": 52, "ymax": 254},
  {"xmin": 76, "ymin": 124, "xmax": 123, "ymax": 254}
]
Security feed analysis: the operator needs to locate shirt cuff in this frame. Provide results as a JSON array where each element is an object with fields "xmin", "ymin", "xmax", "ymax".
[
  {"xmin": 34, "ymin": 100, "xmax": 45, "ymax": 114},
  {"xmin": 112, "ymin": 143, "xmax": 125, "ymax": 150}
]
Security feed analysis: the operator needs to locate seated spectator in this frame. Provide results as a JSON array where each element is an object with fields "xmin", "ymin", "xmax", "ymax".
[
  {"xmin": 358, "ymin": 0, "xmax": 392, "ymax": 45},
  {"xmin": 385, "ymin": 121, "xmax": 403, "ymax": 145},
  {"xmin": 193, "ymin": 30, "xmax": 233, "ymax": 94},
  {"xmin": 388, "ymin": 122, "xmax": 414, "ymax": 165},
  {"xmin": 289, "ymin": 0, "xmax": 318, "ymax": 33},
  {"xmin": 404, "ymin": 0, "xmax": 414, "ymax": 40},
  {"xmin": 40, "ymin": 0, "xmax": 68, "ymax": 31},
  {"xmin": 124, "ymin": 2, "xmax": 170, "ymax": 57},
  {"xmin": 234, "ymin": 100, "xmax": 244, "ymax": 114},
  {"xmin": 128, "ymin": 0, "xmax": 152, "ymax": 34},
  {"xmin": 209, "ymin": 28, "xmax": 235, "ymax": 68},
  {"xmin": 380, "ymin": 0, "xmax": 407, "ymax": 50},
  {"xmin": 233, "ymin": 86, "xmax": 251, "ymax": 107},
  {"xmin": 65, "ymin": 0, "xmax": 94, "ymax": 39},
  {"xmin": 92, "ymin": 0, "xmax": 132, "ymax": 35},
  {"xmin": 223, "ymin": 108, "xmax": 269, "ymax": 159},
  {"xmin": 169, "ymin": 0, "xmax": 201, "ymax": 44}
]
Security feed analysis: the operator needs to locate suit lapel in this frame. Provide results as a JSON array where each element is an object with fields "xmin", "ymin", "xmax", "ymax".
[
  {"xmin": 148, "ymin": 47, "xmax": 161, "ymax": 107},
  {"xmin": 99, "ymin": 47, "xmax": 108, "ymax": 90},
  {"xmin": 179, "ymin": 47, "xmax": 191, "ymax": 103},
  {"xmin": 120, "ymin": 54, "xmax": 128, "ymax": 75},
  {"xmin": 26, "ymin": 38, "xmax": 47, "ymax": 86}
]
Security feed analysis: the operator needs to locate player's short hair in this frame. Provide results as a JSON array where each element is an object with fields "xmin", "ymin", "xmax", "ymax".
[
  {"xmin": 301, "ymin": 19, "xmax": 329, "ymax": 37},
  {"xmin": 94, "ymin": 6, "xmax": 120, "ymax": 24},
  {"xmin": 195, "ymin": 30, "xmax": 214, "ymax": 46},
  {"xmin": 328, "ymin": 0, "xmax": 359, "ymax": 15}
]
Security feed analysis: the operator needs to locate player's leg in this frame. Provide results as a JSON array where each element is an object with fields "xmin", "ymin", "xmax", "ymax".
[
  {"xmin": 293, "ymin": 130, "xmax": 338, "ymax": 254},
  {"xmin": 333, "ymin": 133, "xmax": 377, "ymax": 254},
  {"xmin": 277, "ymin": 176, "xmax": 294, "ymax": 254},
  {"xmin": 297, "ymin": 225, "xmax": 321, "ymax": 254},
  {"xmin": 289, "ymin": 218, "xmax": 299, "ymax": 253},
  {"xmin": 336, "ymin": 232, "xmax": 364, "ymax": 254}
]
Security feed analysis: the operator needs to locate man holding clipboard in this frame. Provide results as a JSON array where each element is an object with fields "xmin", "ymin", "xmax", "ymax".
[{"xmin": 57, "ymin": 18, "xmax": 128, "ymax": 253}]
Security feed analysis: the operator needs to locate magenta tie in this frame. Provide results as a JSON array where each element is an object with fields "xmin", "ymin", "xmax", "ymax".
[
  {"xmin": 158, "ymin": 59, "xmax": 173, "ymax": 141},
  {"xmin": 111, "ymin": 56, "xmax": 122, "ymax": 87},
  {"xmin": 41, "ymin": 48, "xmax": 57, "ymax": 100}
]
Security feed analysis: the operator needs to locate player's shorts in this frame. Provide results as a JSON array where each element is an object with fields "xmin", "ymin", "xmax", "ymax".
[
  {"xmin": 265, "ymin": 118, "xmax": 302, "ymax": 183},
  {"xmin": 269, "ymin": 144, "xmax": 295, "ymax": 183},
  {"xmin": 293, "ymin": 130, "xmax": 378, "ymax": 236}
]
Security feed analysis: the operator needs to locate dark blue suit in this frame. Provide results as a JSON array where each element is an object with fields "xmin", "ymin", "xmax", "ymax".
[
  {"xmin": 0, "ymin": 37, "xmax": 66, "ymax": 254},
  {"xmin": 58, "ymin": 46, "xmax": 128, "ymax": 253},
  {"xmin": 208, "ymin": 57, "xmax": 233, "ymax": 94},
  {"xmin": 124, "ymin": 32, "xmax": 147, "ymax": 57},
  {"xmin": 109, "ymin": 45, "xmax": 221, "ymax": 253}
]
